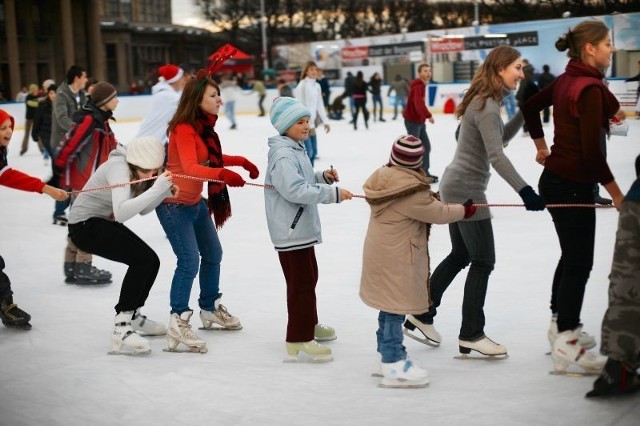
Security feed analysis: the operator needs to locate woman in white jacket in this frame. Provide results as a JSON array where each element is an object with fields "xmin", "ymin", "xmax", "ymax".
[{"xmin": 293, "ymin": 61, "xmax": 330, "ymax": 166}]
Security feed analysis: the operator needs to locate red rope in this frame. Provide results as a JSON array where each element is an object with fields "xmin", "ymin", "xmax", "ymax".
[{"xmin": 68, "ymin": 174, "xmax": 615, "ymax": 209}]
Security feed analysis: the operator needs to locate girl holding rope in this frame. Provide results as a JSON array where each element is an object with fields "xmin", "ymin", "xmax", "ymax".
[
  {"xmin": 67, "ymin": 136, "xmax": 176, "ymax": 355},
  {"xmin": 156, "ymin": 70, "xmax": 260, "ymax": 354},
  {"xmin": 522, "ymin": 20, "xmax": 624, "ymax": 374},
  {"xmin": 403, "ymin": 45, "xmax": 545, "ymax": 358}
]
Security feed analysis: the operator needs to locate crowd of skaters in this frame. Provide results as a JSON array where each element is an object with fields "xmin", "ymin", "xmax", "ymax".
[{"xmin": 1, "ymin": 19, "xmax": 639, "ymax": 396}]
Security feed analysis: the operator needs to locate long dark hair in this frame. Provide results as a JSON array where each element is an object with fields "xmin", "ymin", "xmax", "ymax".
[
  {"xmin": 168, "ymin": 71, "xmax": 219, "ymax": 133},
  {"xmin": 455, "ymin": 45, "xmax": 521, "ymax": 118},
  {"xmin": 128, "ymin": 164, "xmax": 156, "ymax": 197}
]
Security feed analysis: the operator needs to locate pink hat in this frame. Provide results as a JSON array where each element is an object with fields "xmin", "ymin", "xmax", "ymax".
[{"xmin": 158, "ymin": 64, "xmax": 184, "ymax": 84}]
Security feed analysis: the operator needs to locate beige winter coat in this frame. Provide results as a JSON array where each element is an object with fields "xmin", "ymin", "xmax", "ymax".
[{"xmin": 360, "ymin": 166, "xmax": 465, "ymax": 315}]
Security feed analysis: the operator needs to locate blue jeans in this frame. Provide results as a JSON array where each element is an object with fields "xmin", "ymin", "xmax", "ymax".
[
  {"xmin": 393, "ymin": 96, "xmax": 406, "ymax": 119},
  {"xmin": 421, "ymin": 219, "xmax": 495, "ymax": 341},
  {"xmin": 156, "ymin": 199, "xmax": 222, "ymax": 314},
  {"xmin": 404, "ymin": 119, "xmax": 432, "ymax": 175},
  {"xmin": 376, "ymin": 311, "xmax": 407, "ymax": 363},
  {"xmin": 303, "ymin": 133, "xmax": 318, "ymax": 165},
  {"xmin": 224, "ymin": 101, "xmax": 236, "ymax": 127}
]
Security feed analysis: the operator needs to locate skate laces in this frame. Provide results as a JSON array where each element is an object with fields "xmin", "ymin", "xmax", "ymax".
[
  {"xmin": 215, "ymin": 304, "xmax": 233, "ymax": 321},
  {"xmin": 316, "ymin": 323, "xmax": 331, "ymax": 332},
  {"xmin": 178, "ymin": 318, "xmax": 199, "ymax": 339},
  {"xmin": 403, "ymin": 360, "xmax": 413, "ymax": 372}
]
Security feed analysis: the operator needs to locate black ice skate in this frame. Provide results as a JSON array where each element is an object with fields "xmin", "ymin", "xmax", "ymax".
[
  {"xmin": 71, "ymin": 262, "xmax": 112, "ymax": 285},
  {"xmin": 0, "ymin": 296, "xmax": 32, "ymax": 330},
  {"xmin": 586, "ymin": 358, "xmax": 640, "ymax": 398}
]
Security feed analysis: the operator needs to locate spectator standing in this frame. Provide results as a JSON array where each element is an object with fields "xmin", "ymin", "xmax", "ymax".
[
  {"xmin": 369, "ymin": 72, "xmax": 386, "ymax": 122},
  {"xmin": 388, "ymin": 74, "xmax": 409, "ymax": 120},
  {"xmin": 537, "ymin": 65, "xmax": 556, "ymax": 124}
]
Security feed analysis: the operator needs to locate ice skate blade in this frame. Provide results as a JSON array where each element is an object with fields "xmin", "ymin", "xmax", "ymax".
[
  {"xmin": 283, "ymin": 354, "xmax": 333, "ymax": 363},
  {"xmin": 108, "ymin": 349, "xmax": 151, "ymax": 356},
  {"xmin": 371, "ymin": 372, "xmax": 383, "ymax": 378},
  {"xmin": 454, "ymin": 353, "xmax": 508, "ymax": 361},
  {"xmin": 314, "ymin": 335, "xmax": 337, "ymax": 342},
  {"xmin": 2, "ymin": 322, "xmax": 32, "ymax": 330},
  {"xmin": 163, "ymin": 346, "xmax": 208, "ymax": 354},
  {"xmin": 403, "ymin": 329, "xmax": 440, "ymax": 347},
  {"xmin": 378, "ymin": 378, "xmax": 429, "ymax": 388},
  {"xmin": 549, "ymin": 369, "xmax": 601, "ymax": 377},
  {"xmin": 198, "ymin": 324, "xmax": 243, "ymax": 331}
]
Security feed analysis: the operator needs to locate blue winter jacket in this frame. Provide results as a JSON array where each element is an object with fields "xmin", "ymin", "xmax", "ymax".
[{"xmin": 264, "ymin": 134, "xmax": 340, "ymax": 251}]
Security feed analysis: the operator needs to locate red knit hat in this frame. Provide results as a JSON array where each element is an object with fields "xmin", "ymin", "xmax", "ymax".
[
  {"xmin": 0, "ymin": 109, "xmax": 15, "ymax": 130},
  {"xmin": 158, "ymin": 64, "xmax": 184, "ymax": 84}
]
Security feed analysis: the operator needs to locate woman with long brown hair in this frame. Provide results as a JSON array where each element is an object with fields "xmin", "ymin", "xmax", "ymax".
[
  {"xmin": 156, "ymin": 70, "xmax": 260, "ymax": 353},
  {"xmin": 523, "ymin": 20, "xmax": 623, "ymax": 374},
  {"xmin": 403, "ymin": 45, "xmax": 545, "ymax": 358}
]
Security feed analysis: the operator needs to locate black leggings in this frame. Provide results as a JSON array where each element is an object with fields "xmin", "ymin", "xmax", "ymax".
[
  {"xmin": 539, "ymin": 169, "xmax": 595, "ymax": 333},
  {"xmin": 68, "ymin": 218, "xmax": 160, "ymax": 313}
]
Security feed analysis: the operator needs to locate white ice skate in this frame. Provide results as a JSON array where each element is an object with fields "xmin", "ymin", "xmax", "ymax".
[
  {"xmin": 164, "ymin": 311, "xmax": 207, "ymax": 354},
  {"xmin": 131, "ymin": 308, "xmax": 166, "ymax": 336},
  {"xmin": 551, "ymin": 329, "xmax": 605, "ymax": 376},
  {"xmin": 199, "ymin": 300, "xmax": 242, "ymax": 331},
  {"xmin": 314, "ymin": 323, "xmax": 337, "ymax": 342},
  {"xmin": 285, "ymin": 341, "xmax": 332, "ymax": 363},
  {"xmin": 109, "ymin": 311, "xmax": 151, "ymax": 356},
  {"xmin": 379, "ymin": 359, "xmax": 429, "ymax": 388},
  {"xmin": 403, "ymin": 315, "xmax": 442, "ymax": 347},
  {"xmin": 456, "ymin": 336, "xmax": 508, "ymax": 360},
  {"xmin": 547, "ymin": 317, "xmax": 596, "ymax": 351}
]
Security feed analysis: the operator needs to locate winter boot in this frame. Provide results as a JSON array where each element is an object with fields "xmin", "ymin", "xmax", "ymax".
[
  {"xmin": 548, "ymin": 316, "xmax": 596, "ymax": 350},
  {"xmin": 73, "ymin": 261, "xmax": 112, "ymax": 285},
  {"xmin": 403, "ymin": 315, "xmax": 442, "ymax": 347},
  {"xmin": 131, "ymin": 308, "xmax": 166, "ymax": 336},
  {"xmin": 586, "ymin": 358, "xmax": 640, "ymax": 398},
  {"xmin": 552, "ymin": 329, "xmax": 606, "ymax": 375},
  {"xmin": 64, "ymin": 262, "xmax": 76, "ymax": 283},
  {"xmin": 199, "ymin": 300, "xmax": 242, "ymax": 330},
  {"xmin": 285, "ymin": 341, "xmax": 332, "ymax": 363},
  {"xmin": 110, "ymin": 311, "xmax": 151, "ymax": 355},
  {"xmin": 0, "ymin": 296, "xmax": 32, "ymax": 330},
  {"xmin": 166, "ymin": 311, "xmax": 207, "ymax": 353},
  {"xmin": 379, "ymin": 359, "xmax": 429, "ymax": 388},
  {"xmin": 314, "ymin": 323, "xmax": 336, "ymax": 342},
  {"xmin": 459, "ymin": 335, "xmax": 508, "ymax": 357}
]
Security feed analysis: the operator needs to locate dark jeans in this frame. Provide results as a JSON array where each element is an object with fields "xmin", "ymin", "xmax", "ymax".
[
  {"xmin": 258, "ymin": 94, "xmax": 266, "ymax": 116},
  {"xmin": 539, "ymin": 169, "xmax": 595, "ymax": 333},
  {"xmin": 68, "ymin": 218, "xmax": 160, "ymax": 313},
  {"xmin": 278, "ymin": 247, "xmax": 318, "ymax": 343},
  {"xmin": 404, "ymin": 119, "xmax": 432, "ymax": 175},
  {"xmin": 0, "ymin": 255, "xmax": 12, "ymax": 301},
  {"xmin": 419, "ymin": 219, "xmax": 495, "ymax": 341}
]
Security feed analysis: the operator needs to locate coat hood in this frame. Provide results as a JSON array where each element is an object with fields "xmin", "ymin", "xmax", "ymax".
[
  {"xmin": 363, "ymin": 166, "xmax": 432, "ymax": 210},
  {"xmin": 267, "ymin": 134, "xmax": 305, "ymax": 161}
]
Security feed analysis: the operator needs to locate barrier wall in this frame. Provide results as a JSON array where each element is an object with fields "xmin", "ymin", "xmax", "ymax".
[{"xmin": 2, "ymin": 79, "xmax": 636, "ymax": 129}]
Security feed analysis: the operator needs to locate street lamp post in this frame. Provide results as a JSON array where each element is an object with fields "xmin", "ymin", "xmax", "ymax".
[{"xmin": 260, "ymin": 0, "xmax": 269, "ymax": 71}]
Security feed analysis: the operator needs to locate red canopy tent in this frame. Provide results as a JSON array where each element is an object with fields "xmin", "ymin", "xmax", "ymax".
[{"xmin": 209, "ymin": 43, "xmax": 254, "ymax": 76}]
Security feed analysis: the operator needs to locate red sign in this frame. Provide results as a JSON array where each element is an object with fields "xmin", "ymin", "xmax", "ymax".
[
  {"xmin": 430, "ymin": 38, "xmax": 464, "ymax": 53},
  {"xmin": 341, "ymin": 46, "xmax": 369, "ymax": 60}
]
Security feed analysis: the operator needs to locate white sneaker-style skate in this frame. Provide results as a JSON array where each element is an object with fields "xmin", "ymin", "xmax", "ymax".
[
  {"xmin": 199, "ymin": 300, "xmax": 242, "ymax": 330},
  {"xmin": 165, "ymin": 311, "xmax": 207, "ymax": 354},
  {"xmin": 551, "ymin": 329, "xmax": 606, "ymax": 375},
  {"xmin": 379, "ymin": 359, "xmax": 429, "ymax": 388},
  {"xmin": 285, "ymin": 341, "xmax": 333, "ymax": 363},
  {"xmin": 109, "ymin": 311, "xmax": 151, "ymax": 356},
  {"xmin": 457, "ymin": 336, "xmax": 508, "ymax": 359},
  {"xmin": 131, "ymin": 308, "xmax": 166, "ymax": 336},
  {"xmin": 547, "ymin": 317, "xmax": 596, "ymax": 351},
  {"xmin": 403, "ymin": 315, "xmax": 442, "ymax": 347},
  {"xmin": 314, "ymin": 323, "xmax": 336, "ymax": 342}
]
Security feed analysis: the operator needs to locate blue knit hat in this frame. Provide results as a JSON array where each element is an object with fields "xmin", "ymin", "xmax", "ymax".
[{"xmin": 270, "ymin": 97, "xmax": 311, "ymax": 135}]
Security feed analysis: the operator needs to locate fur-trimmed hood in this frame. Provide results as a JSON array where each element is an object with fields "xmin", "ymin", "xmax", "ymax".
[{"xmin": 364, "ymin": 165, "xmax": 433, "ymax": 207}]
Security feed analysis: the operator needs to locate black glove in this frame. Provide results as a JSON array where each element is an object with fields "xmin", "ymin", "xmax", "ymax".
[
  {"xmin": 518, "ymin": 186, "xmax": 545, "ymax": 211},
  {"xmin": 463, "ymin": 199, "xmax": 477, "ymax": 218}
]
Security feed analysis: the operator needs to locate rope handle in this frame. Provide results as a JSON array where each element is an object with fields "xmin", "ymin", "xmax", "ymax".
[{"xmin": 68, "ymin": 174, "xmax": 615, "ymax": 208}]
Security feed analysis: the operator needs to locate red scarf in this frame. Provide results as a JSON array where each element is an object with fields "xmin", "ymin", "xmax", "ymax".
[
  {"xmin": 564, "ymin": 60, "xmax": 619, "ymax": 131},
  {"xmin": 194, "ymin": 110, "xmax": 231, "ymax": 229}
]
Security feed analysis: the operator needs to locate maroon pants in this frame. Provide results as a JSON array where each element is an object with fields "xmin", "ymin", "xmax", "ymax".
[{"xmin": 278, "ymin": 247, "xmax": 318, "ymax": 342}]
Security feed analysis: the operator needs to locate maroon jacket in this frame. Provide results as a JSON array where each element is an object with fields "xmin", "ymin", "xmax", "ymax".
[
  {"xmin": 403, "ymin": 78, "xmax": 432, "ymax": 123},
  {"xmin": 522, "ymin": 60, "xmax": 619, "ymax": 185}
]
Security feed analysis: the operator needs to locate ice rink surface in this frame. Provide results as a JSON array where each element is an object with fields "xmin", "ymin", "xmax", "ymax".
[{"xmin": 1, "ymin": 107, "xmax": 639, "ymax": 425}]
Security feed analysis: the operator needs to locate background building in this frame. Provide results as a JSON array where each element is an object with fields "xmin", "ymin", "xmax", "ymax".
[{"xmin": 0, "ymin": 0, "xmax": 221, "ymax": 100}]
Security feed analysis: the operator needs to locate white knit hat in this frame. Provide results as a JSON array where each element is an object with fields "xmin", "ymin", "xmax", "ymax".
[
  {"xmin": 389, "ymin": 134, "xmax": 425, "ymax": 170},
  {"xmin": 125, "ymin": 136, "xmax": 165, "ymax": 169},
  {"xmin": 269, "ymin": 97, "xmax": 311, "ymax": 135}
]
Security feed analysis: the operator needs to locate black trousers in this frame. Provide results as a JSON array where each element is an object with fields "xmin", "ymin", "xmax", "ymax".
[
  {"xmin": 68, "ymin": 218, "xmax": 160, "ymax": 313},
  {"xmin": 0, "ymin": 255, "xmax": 12, "ymax": 301},
  {"xmin": 539, "ymin": 169, "xmax": 595, "ymax": 333}
]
